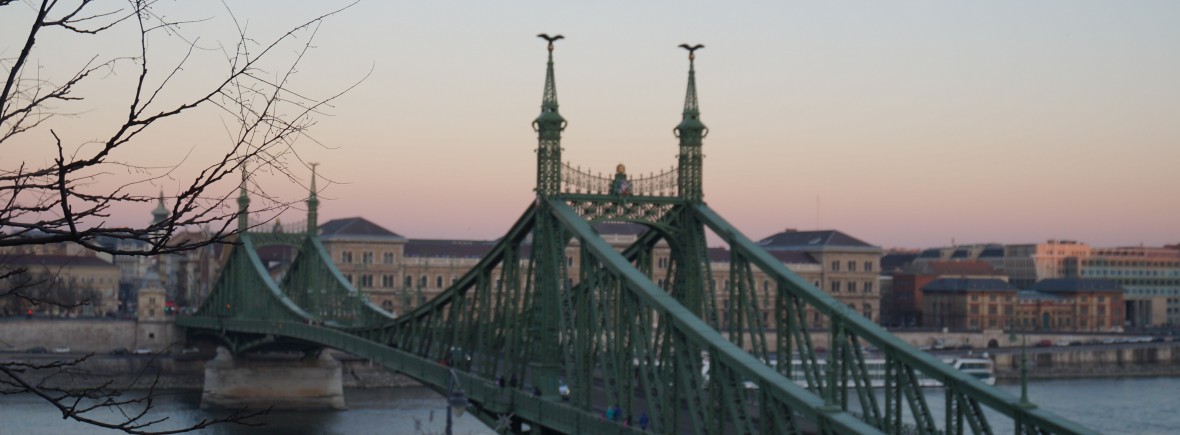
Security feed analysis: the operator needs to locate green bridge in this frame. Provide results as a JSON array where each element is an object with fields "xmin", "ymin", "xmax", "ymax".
[{"xmin": 177, "ymin": 38, "xmax": 1096, "ymax": 435}]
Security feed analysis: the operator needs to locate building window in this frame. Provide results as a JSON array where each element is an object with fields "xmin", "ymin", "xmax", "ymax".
[
  {"xmin": 848, "ymin": 261, "xmax": 856, "ymax": 272},
  {"xmin": 862, "ymin": 304, "xmax": 872, "ymax": 320},
  {"xmin": 341, "ymin": 251, "xmax": 353, "ymax": 264},
  {"xmin": 383, "ymin": 252, "xmax": 395, "ymax": 264},
  {"xmin": 831, "ymin": 281, "xmax": 841, "ymax": 293},
  {"xmin": 864, "ymin": 261, "xmax": 873, "ymax": 272},
  {"xmin": 382, "ymin": 275, "xmax": 395, "ymax": 288},
  {"xmin": 419, "ymin": 276, "xmax": 427, "ymax": 288},
  {"xmin": 345, "ymin": 274, "xmax": 354, "ymax": 284},
  {"xmin": 864, "ymin": 282, "xmax": 873, "ymax": 293},
  {"xmin": 362, "ymin": 251, "xmax": 374, "ymax": 264},
  {"xmin": 404, "ymin": 276, "xmax": 412, "ymax": 288},
  {"xmin": 831, "ymin": 261, "xmax": 840, "ymax": 272},
  {"xmin": 436, "ymin": 276, "xmax": 444, "ymax": 288},
  {"xmin": 360, "ymin": 274, "xmax": 374, "ymax": 288},
  {"xmin": 848, "ymin": 282, "xmax": 857, "ymax": 293}
]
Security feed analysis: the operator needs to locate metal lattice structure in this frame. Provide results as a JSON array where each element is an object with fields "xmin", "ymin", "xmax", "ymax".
[{"xmin": 177, "ymin": 38, "xmax": 1097, "ymax": 435}]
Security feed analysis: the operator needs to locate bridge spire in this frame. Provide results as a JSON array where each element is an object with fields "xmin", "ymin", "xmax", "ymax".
[
  {"xmin": 675, "ymin": 44, "xmax": 707, "ymax": 202},
  {"xmin": 237, "ymin": 168, "xmax": 250, "ymax": 233},
  {"xmin": 307, "ymin": 163, "xmax": 320, "ymax": 235},
  {"xmin": 529, "ymin": 33, "xmax": 567, "ymax": 402},
  {"xmin": 534, "ymin": 33, "xmax": 566, "ymax": 197}
]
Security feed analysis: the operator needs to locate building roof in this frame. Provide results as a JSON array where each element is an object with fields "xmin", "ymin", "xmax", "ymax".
[
  {"xmin": 921, "ymin": 278, "xmax": 1017, "ymax": 293},
  {"xmin": 757, "ymin": 229, "xmax": 879, "ymax": 252},
  {"xmin": 917, "ymin": 261, "xmax": 1002, "ymax": 277},
  {"xmin": 979, "ymin": 245, "xmax": 1005, "ymax": 258},
  {"xmin": 4, "ymin": 254, "xmax": 117, "ymax": 269},
  {"xmin": 917, "ymin": 248, "xmax": 942, "ymax": 259},
  {"xmin": 319, "ymin": 217, "xmax": 405, "ymax": 241},
  {"xmin": 1033, "ymin": 278, "xmax": 1124, "ymax": 293},
  {"xmin": 706, "ymin": 247, "xmax": 816, "ymax": 265},
  {"xmin": 880, "ymin": 253, "xmax": 918, "ymax": 273},
  {"xmin": 404, "ymin": 239, "xmax": 496, "ymax": 259},
  {"xmin": 1017, "ymin": 290, "xmax": 1066, "ymax": 302}
]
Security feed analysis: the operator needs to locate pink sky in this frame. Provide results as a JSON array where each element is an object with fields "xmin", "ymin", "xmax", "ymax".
[{"xmin": 5, "ymin": 1, "xmax": 1178, "ymax": 249}]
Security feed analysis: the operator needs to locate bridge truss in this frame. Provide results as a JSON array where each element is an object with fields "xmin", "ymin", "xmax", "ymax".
[{"xmin": 178, "ymin": 38, "xmax": 1095, "ymax": 435}]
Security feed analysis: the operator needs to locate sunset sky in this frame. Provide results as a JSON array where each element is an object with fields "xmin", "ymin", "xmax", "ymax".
[{"xmin": 5, "ymin": 1, "xmax": 1178, "ymax": 249}]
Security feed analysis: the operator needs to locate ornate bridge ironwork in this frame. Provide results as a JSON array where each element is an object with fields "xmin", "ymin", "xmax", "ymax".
[{"xmin": 177, "ymin": 38, "xmax": 1096, "ymax": 435}]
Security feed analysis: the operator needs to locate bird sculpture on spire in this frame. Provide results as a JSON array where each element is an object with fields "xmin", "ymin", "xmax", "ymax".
[
  {"xmin": 538, "ymin": 33, "xmax": 564, "ymax": 51},
  {"xmin": 678, "ymin": 43, "xmax": 705, "ymax": 60}
]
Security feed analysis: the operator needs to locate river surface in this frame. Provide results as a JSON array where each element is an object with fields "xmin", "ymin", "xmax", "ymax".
[{"xmin": 0, "ymin": 378, "xmax": 1175, "ymax": 434}]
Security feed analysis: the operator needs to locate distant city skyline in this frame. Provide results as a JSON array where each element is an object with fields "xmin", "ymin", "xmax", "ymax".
[{"xmin": 7, "ymin": 1, "xmax": 1178, "ymax": 249}]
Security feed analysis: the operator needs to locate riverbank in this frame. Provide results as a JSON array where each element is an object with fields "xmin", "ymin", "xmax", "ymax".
[
  {"xmin": 7, "ymin": 341, "xmax": 1180, "ymax": 390},
  {"xmin": 0, "ymin": 351, "xmax": 421, "ymax": 391}
]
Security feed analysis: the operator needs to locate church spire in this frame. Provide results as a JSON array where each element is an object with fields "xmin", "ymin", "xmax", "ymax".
[
  {"xmin": 675, "ymin": 44, "xmax": 707, "ymax": 201},
  {"xmin": 150, "ymin": 190, "xmax": 168, "ymax": 225},
  {"xmin": 534, "ymin": 33, "xmax": 566, "ymax": 197},
  {"xmin": 307, "ymin": 163, "xmax": 320, "ymax": 235}
]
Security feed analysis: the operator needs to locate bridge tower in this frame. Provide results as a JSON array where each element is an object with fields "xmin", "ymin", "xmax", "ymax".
[
  {"xmin": 669, "ymin": 45, "xmax": 715, "ymax": 320},
  {"xmin": 529, "ymin": 34, "xmax": 568, "ymax": 402}
]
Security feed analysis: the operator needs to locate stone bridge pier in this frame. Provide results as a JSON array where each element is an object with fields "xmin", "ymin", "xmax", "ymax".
[{"xmin": 201, "ymin": 347, "xmax": 346, "ymax": 410}]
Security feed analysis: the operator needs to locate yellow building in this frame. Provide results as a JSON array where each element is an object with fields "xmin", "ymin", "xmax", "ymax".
[
  {"xmin": 2, "ymin": 253, "xmax": 121, "ymax": 316},
  {"xmin": 756, "ymin": 229, "xmax": 883, "ymax": 324}
]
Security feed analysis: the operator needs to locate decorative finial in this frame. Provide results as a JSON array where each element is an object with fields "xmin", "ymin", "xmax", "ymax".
[
  {"xmin": 533, "ymin": 33, "xmax": 567, "ymax": 196},
  {"xmin": 675, "ymin": 43, "xmax": 707, "ymax": 202},
  {"xmin": 679, "ymin": 43, "xmax": 704, "ymax": 61},
  {"xmin": 538, "ymin": 33, "xmax": 564, "ymax": 52}
]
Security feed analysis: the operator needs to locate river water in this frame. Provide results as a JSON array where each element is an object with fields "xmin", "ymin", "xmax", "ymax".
[{"xmin": 0, "ymin": 378, "xmax": 1174, "ymax": 434}]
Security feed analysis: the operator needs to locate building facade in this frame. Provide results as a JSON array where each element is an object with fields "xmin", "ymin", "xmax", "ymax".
[
  {"xmin": 1003, "ymin": 240, "xmax": 1091, "ymax": 288},
  {"xmin": 1064, "ymin": 247, "xmax": 1177, "ymax": 326},
  {"xmin": 886, "ymin": 261, "xmax": 1007, "ymax": 328},
  {"xmin": 757, "ymin": 229, "xmax": 883, "ymax": 323},
  {"xmin": 1, "ymin": 254, "xmax": 121, "ymax": 316},
  {"xmin": 1028, "ymin": 278, "xmax": 1124, "ymax": 332},
  {"xmin": 922, "ymin": 278, "xmax": 1018, "ymax": 330}
]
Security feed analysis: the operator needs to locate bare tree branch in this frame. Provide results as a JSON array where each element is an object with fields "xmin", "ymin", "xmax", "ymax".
[{"xmin": 1, "ymin": 0, "xmax": 362, "ymax": 432}]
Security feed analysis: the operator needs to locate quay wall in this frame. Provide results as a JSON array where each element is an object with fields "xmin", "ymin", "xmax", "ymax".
[
  {"xmin": 0, "ymin": 318, "xmax": 178, "ymax": 353},
  {"xmin": 992, "ymin": 343, "xmax": 1180, "ymax": 380}
]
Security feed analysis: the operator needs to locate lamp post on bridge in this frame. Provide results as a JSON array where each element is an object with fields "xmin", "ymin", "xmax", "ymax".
[
  {"xmin": 444, "ymin": 366, "xmax": 469, "ymax": 435},
  {"xmin": 1008, "ymin": 319, "xmax": 1036, "ymax": 409}
]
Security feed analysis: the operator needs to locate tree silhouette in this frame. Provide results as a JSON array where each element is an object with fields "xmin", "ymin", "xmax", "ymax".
[{"xmin": 1, "ymin": 0, "xmax": 361, "ymax": 432}]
